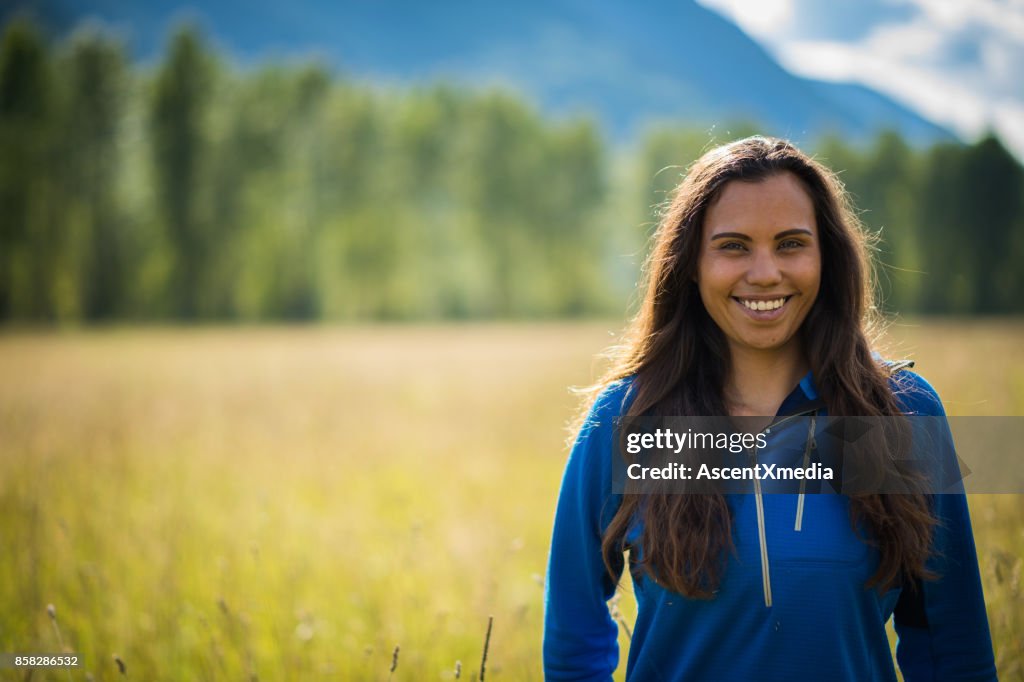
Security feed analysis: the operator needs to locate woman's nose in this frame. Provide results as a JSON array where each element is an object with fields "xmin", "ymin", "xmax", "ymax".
[{"xmin": 745, "ymin": 250, "xmax": 783, "ymax": 287}]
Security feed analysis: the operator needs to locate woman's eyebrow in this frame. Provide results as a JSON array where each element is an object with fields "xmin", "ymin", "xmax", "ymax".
[
  {"xmin": 709, "ymin": 231, "xmax": 750, "ymax": 242},
  {"xmin": 774, "ymin": 228, "xmax": 814, "ymax": 239}
]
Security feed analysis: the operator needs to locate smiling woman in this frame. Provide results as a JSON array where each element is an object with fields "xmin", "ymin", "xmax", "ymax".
[
  {"xmin": 543, "ymin": 136, "xmax": 997, "ymax": 681},
  {"xmin": 698, "ymin": 172, "xmax": 821, "ymax": 395}
]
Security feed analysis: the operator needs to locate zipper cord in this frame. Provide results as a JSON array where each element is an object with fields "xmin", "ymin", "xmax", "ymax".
[
  {"xmin": 754, "ymin": 408, "xmax": 819, "ymax": 608},
  {"xmin": 794, "ymin": 414, "xmax": 817, "ymax": 532},
  {"xmin": 751, "ymin": 440, "xmax": 772, "ymax": 608}
]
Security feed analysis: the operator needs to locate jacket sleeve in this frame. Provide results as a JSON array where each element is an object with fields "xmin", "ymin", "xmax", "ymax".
[
  {"xmin": 543, "ymin": 380, "xmax": 631, "ymax": 681},
  {"xmin": 893, "ymin": 372, "xmax": 998, "ymax": 681}
]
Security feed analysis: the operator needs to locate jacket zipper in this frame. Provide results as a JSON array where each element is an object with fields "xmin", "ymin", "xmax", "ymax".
[
  {"xmin": 794, "ymin": 415, "xmax": 817, "ymax": 532},
  {"xmin": 751, "ymin": 408, "xmax": 819, "ymax": 609}
]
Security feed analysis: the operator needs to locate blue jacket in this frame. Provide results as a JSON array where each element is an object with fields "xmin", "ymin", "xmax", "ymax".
[{"xmin": 543, "ymin": 370, "xmax": 997, "ymax": 681}]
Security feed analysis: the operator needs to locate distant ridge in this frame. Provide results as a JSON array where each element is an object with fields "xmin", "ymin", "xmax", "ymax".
[{"xmin": 6, "ymin": 0, "xmax": 957, "ymax": 145}]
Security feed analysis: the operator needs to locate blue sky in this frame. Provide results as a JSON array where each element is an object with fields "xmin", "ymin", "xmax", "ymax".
[{"xmin": 697, "ymin": 0, "xmax": 1024, "ymax": 157}]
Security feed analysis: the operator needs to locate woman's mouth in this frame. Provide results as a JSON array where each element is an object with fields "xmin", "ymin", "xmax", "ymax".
[{"xmin": 732, "ymin": 295, "xmax": 793, "ymax": 318}]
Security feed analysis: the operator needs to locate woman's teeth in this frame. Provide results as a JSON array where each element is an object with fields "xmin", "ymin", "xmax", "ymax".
[{"xmin": 740, "ymin": 297, "xmax": 787, "ymax": 311}]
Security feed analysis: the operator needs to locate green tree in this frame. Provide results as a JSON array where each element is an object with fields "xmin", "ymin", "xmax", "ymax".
[
  {"xmin": 0, "ymin": 18, "xmax": 54, "ymax": 320},
  {"xmin": 917, "ymin": 142, "xmax": 973, "ymax": 313},
  {"xmin": 207, "ymin": 64, "xmax": 330, "ymax": 320},
  {"xmin": 150, "ymin": 24, "xmax": 216, "ymax": 319},
  {"xmin": 456, "ymin": 91, "xmax": 545, "ymax": 316},
  {"xmin": 313, "ymin": 85, "xmax": 397, "ymax": 319},
  {"xmin": 854, "ymin": 131, "xmax": 922, "ymax": 312},
  {"xmin": 536, "ymin": 119, "xmax": 608, "ymax": 315},
  {"xmin": 959, "ymin": 134, "xmax": 1024, "ymax": 313},
  {"xmin": 58, "ymin": 28, "xmax": 128, "ymax": 320}
]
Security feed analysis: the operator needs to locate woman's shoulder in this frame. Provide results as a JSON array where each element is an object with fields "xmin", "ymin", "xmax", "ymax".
[
  {"xmin": 582, "ymin": 376, "xmax": 637, "ymax": 427},
  {"xmin": 884, "ymin": 363, "xmax": 947, "ymax": 417}
]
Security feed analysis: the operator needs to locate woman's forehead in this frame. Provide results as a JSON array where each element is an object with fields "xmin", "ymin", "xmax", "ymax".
[{"xmin": 704, "ymin": 173, "xmax": 816, "ymax": 236}]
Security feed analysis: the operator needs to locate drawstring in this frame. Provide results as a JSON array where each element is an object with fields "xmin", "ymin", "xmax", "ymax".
[
  {"xmin": 754, "ymin": 408, "xmax": 820, "ymax": 608},
  {"xmin": 794, "ymin": 414, "xmax": 817, "ymax": 532},
  {"xmin": 752, "ymin": 439, "xmax": 772, "ymax": 607}
]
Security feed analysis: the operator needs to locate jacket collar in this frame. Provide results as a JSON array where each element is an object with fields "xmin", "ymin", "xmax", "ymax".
[{"xmin": 777, "ymin": 371, "xmax": 825, "ymax": 417}]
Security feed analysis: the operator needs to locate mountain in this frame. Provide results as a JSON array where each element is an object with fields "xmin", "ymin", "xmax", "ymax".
[{"xmin": 5, "ymin": 0, "xmax": 957, "ymax": 145}]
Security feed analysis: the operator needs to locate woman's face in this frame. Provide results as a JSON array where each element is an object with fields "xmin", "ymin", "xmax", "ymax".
[{"xmin": 696, "ymin": 172, "xmax": 821, "ymax": 358}]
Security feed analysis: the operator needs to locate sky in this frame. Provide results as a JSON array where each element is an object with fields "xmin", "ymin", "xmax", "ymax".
[{"xmin": 697, "ymin": 0, "xmax": 1024, "ymax": 158}]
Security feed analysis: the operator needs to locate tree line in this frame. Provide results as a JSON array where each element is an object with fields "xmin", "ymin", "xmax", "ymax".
[{"xmin": 2, "ymin": 19, "xmax": 1022, "ymax": 323}]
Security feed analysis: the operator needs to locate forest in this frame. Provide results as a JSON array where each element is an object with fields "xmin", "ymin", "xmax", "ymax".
[{"xmin": 2, "ymin": 18, "xmax": 1023, "ymax": 323}]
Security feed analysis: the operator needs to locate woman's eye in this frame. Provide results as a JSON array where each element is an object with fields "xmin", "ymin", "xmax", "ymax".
[
  {"xmin": 720, "ymin": 242, "xmax": 746, "ymax": 251},
  {"xmin": 779, "ymin": 239, "xmax": 804, "ymax": 250}
]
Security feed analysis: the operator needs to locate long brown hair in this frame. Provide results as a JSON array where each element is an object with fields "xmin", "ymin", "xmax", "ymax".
[{"xmin": 593, "ymin": 136, "xmax": 935, "ymax": 597}]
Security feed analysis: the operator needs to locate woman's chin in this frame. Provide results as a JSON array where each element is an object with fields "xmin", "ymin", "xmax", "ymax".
[{"xmin": 730, "ymin": 331, "xmax": 798, "ymax": 354}]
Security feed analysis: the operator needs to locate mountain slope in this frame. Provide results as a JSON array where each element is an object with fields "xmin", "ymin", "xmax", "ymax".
[{"xmin": 7, "ymin": 0, "xmax": 956, "ymax": 144}]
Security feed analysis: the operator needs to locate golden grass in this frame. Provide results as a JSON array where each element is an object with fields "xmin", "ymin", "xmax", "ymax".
[{"xmin": 0, "ymin": 321, "xmax": 1021, "ymax": 680}]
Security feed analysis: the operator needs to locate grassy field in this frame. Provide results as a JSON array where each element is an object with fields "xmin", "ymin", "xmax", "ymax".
[{"xmin": 1, "ymin": 321, "xmax": 1022, "ymax": 680}]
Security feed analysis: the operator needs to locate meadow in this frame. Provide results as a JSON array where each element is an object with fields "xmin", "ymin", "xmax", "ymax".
[{"xmin": 1, "ymin": 321, "xmax": 1022, "ymax": 680}]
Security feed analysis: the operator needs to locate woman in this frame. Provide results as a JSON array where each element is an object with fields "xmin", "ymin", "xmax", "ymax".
[{"xmin": 543, "ymin": 137, "xmax": 996, "ymax": 681}]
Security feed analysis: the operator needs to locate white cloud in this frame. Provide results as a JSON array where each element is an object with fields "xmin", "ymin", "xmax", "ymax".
[
  {"xmin": 778, "ymin": 40, "xmax": 992, "ymax": 133},
  {"xmin": 697, "ymin": 0, "xmax": 1024, "ymax": 158},
  {"xmin": 696, "ymin": 0, "xmax": 796, "ymax": 38},
  {"xmin": 910, "ymin": 0, "xmax": 1024, "ymax": 40}
]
